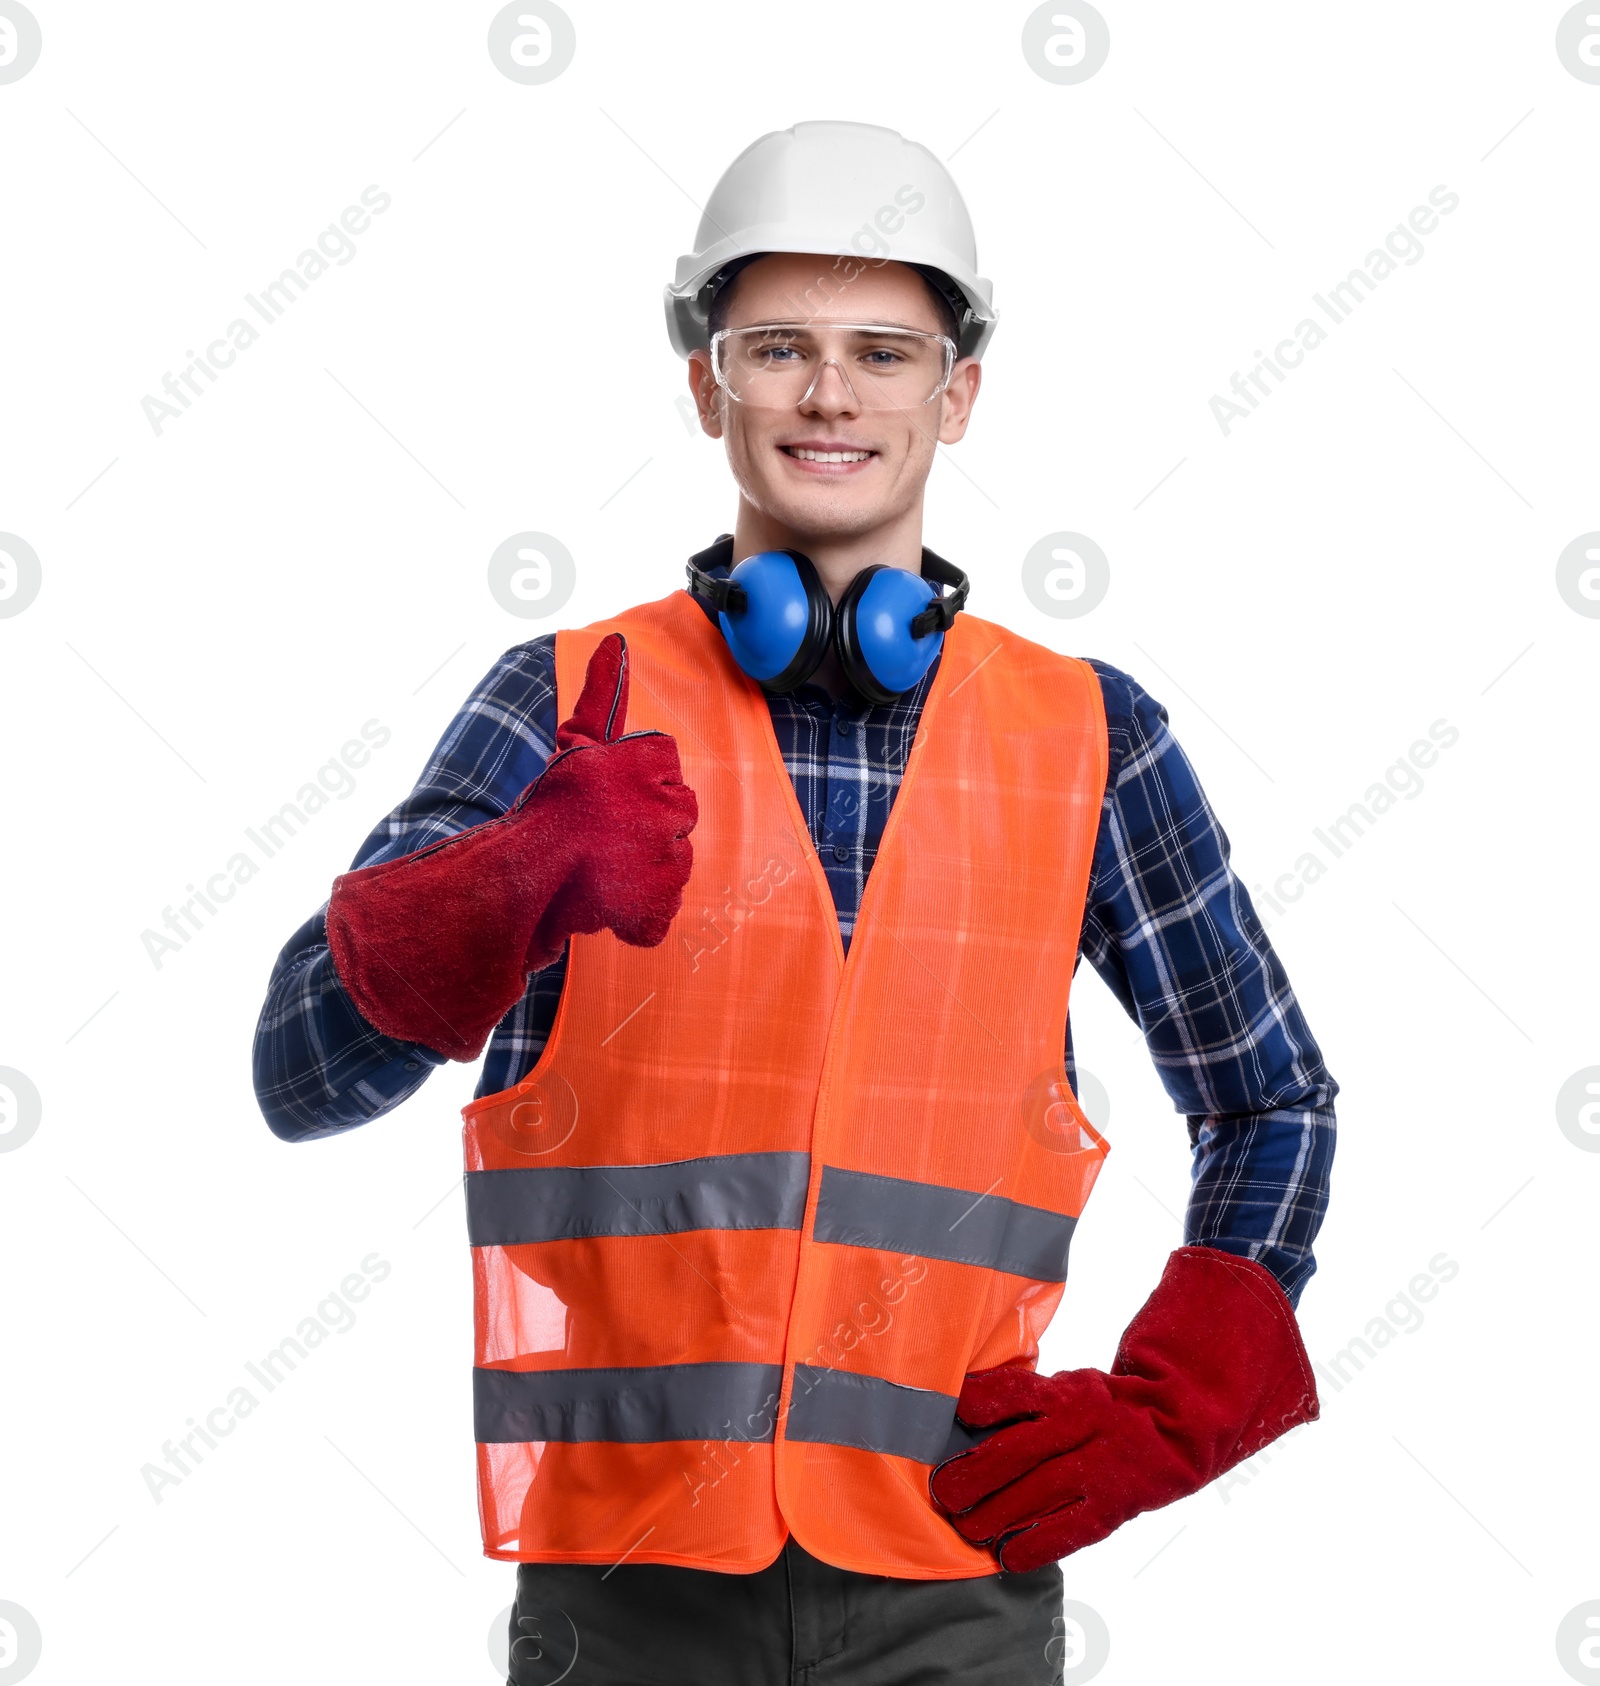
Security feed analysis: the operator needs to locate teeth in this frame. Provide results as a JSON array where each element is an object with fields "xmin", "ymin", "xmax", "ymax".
[{"xmin": 788, "ymin": 448, "xmax": 872, "ymax": 463}]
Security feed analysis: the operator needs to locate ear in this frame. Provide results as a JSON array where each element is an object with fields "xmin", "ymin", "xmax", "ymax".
[
  {"xmin": 687, "ymin": 350, "xmax": 725, "ymax": 439},
  {"xmin": 937, "ymin": 357, "xmax": 983, "ymax": 445}
]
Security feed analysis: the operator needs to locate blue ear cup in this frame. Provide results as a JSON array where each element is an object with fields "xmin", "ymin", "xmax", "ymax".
[
  {"xmin": 714, "ymin": 548, "xmax": 833, "ymax": 692},
  {"xmin": 834, "ymin": 564, "xmax": 945, "ymax": 706}
]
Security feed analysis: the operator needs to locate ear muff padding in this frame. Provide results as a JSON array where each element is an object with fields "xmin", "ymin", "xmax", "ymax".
[
  {"xmin": 716, "ymin": 548, "xmax": 834, "ymax": 693},
  {"xmin": 835, "ymin": 564, "xmax": 944, "ymax": 706}
]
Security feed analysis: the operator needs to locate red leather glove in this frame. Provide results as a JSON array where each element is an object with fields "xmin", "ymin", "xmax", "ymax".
[
  {"xmin": 929, "ymin": 1246, "xmax": 1319, "ymax": 1572},
  {"xmin": 325, "ymin": 633, "xmax": 697, "ymax": 1062}
]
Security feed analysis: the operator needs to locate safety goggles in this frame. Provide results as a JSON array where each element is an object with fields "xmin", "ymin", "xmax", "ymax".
[{"xmin": 709, "ymin": 322, "xmax": 958, "ymax": 410}]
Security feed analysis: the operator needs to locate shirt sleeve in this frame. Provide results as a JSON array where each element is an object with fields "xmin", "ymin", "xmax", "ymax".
[
  {"xmin": 252, "ymin": 637, "xmax": 561, "ymax": 1142},
  {"xmin": 1076, "ymin": 659, "xmax": 1338, "ymax": 1306}
]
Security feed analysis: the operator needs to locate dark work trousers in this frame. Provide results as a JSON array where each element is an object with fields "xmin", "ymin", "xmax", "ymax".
[{"xmin": 507, "ymin": 1533, "xmax": 1065, "ymax": 1686}]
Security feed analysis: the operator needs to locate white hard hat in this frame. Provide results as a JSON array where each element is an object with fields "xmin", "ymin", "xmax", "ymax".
[{"xmin": 665, "ymin": 120, "xmax": 998, "ymax": 361}]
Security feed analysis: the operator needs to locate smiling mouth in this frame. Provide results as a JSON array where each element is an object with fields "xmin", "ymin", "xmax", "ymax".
[{"xmin": 779, "ymin": 446, "xmax": 877, "ymax": 465}]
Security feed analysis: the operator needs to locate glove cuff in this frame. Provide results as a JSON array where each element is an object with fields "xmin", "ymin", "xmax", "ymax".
[
  {"xmin": 326, "ymin": 790, "xmax": 577, "ymax": 1062},
  {"xmin": 1116, "ymin": 1245, "xmax": 1320, "ymax": 1471}
]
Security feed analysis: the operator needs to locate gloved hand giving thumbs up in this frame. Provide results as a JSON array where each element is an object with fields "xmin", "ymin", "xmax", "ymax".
[{"xmin": 326, "ymin": 633, "xmax": 697, "ymax": 1061}]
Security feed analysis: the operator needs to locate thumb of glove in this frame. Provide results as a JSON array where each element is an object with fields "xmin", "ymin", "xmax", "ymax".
[{"xmin": 556, "ymin": 632, "xmax": 629, "ymax": 751}]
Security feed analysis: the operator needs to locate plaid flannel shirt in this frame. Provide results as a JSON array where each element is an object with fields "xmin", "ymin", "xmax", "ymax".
[{"xmin": 253, "ymin": 580, "xmax": 1336, "ymax": 1304}]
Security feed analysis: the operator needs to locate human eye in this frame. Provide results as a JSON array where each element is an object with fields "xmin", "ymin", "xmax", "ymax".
[
  {"xmin": 747, "ymin": 331, "xmax": 805, "ymax": 365},
  {"xmin": 854, "ymin": 336, "xmax": 916, "ymax": 375}
]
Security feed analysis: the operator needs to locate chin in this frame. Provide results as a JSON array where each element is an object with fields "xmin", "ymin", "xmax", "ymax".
[
  {"xmin": 742, "ymin": 477, "xmax": 904, "ymax": 543},
  {"xmin": 779, "ymin": 505, "xmax": 890, "ymax": 546}
]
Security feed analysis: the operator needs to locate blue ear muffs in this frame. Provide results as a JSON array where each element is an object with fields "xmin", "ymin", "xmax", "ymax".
[{"xmin": 686, "ymin": 537, "xmax": 969, "ymax": 704}]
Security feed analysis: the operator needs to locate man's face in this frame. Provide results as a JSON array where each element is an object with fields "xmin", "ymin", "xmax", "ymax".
[{"xmin": 687, "ymin": 253, "xmax": 981, "ymax": 543}]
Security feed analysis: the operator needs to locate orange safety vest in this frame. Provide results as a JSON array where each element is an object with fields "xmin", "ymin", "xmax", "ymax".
[{"xmin": 462, "ymin": 586, "xmax": 1110, "ymax": 1579}]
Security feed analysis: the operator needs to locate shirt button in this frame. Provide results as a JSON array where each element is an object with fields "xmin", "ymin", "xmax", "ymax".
[
  {"xmin": 832, "ymin": 844, "xmax": 850, "ymax": 863},
  {"xmin": 403, "ymin": 1060, "xmax": 420, "ymax": 1071},
  {"xmin": 836, "ymin": 719, "xmax": 854, "ymax": 736}
]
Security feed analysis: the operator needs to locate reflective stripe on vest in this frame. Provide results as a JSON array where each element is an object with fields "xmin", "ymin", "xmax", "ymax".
[
  {"xmin": 461, "ymin": 587, "xmax": 1109, "ymax": 1577},
  {"xmin": 475, "ymin": 1362, "xmax": 786, "ymax": 1444},
  {"xmin": 786, "ymin": 1366, "xmax": 993, "ymax": 1464},
  {"xmin": 465, "ymin": 1152, "xmax": 811, "ymax": 1246},
  {"xmin": 812, "ymin": 1166, "xmax": 1078, "ymax": 1282}
]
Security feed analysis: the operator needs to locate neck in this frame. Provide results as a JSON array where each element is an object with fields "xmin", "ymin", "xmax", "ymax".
[{"xmin": 730, "ymin": 500, "xmax": 924, "ymax": 605}]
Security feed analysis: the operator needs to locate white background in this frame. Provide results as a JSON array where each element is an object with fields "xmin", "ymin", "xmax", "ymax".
[{"xmin": 1, "ymin": 2, "xmax": 1596, "ymax": 1681}]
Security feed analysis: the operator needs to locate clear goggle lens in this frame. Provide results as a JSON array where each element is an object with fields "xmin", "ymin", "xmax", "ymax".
[{"xmin": 710, "ymin": 324, "xmax": 956, "ymax": 410}]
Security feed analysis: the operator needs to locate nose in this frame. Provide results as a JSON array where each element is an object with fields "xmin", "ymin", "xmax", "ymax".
[{"xmin": 798, "ymin": 357, "xmax": 860, "ymax": 418}]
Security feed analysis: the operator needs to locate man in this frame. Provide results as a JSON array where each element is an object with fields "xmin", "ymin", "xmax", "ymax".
[{"xmin": 254, "ymin": 122, "xmax": 1336, "ymax": 1685}]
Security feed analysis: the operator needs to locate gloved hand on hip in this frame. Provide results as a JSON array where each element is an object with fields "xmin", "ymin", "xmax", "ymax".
[
  {"xmin": 929, "ymin": 1245, "xmax": 1319, "ymax": 1573},
  {"xmin": 326, "ymin": 633, "xmax": 697, "ymax": 1061}
]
